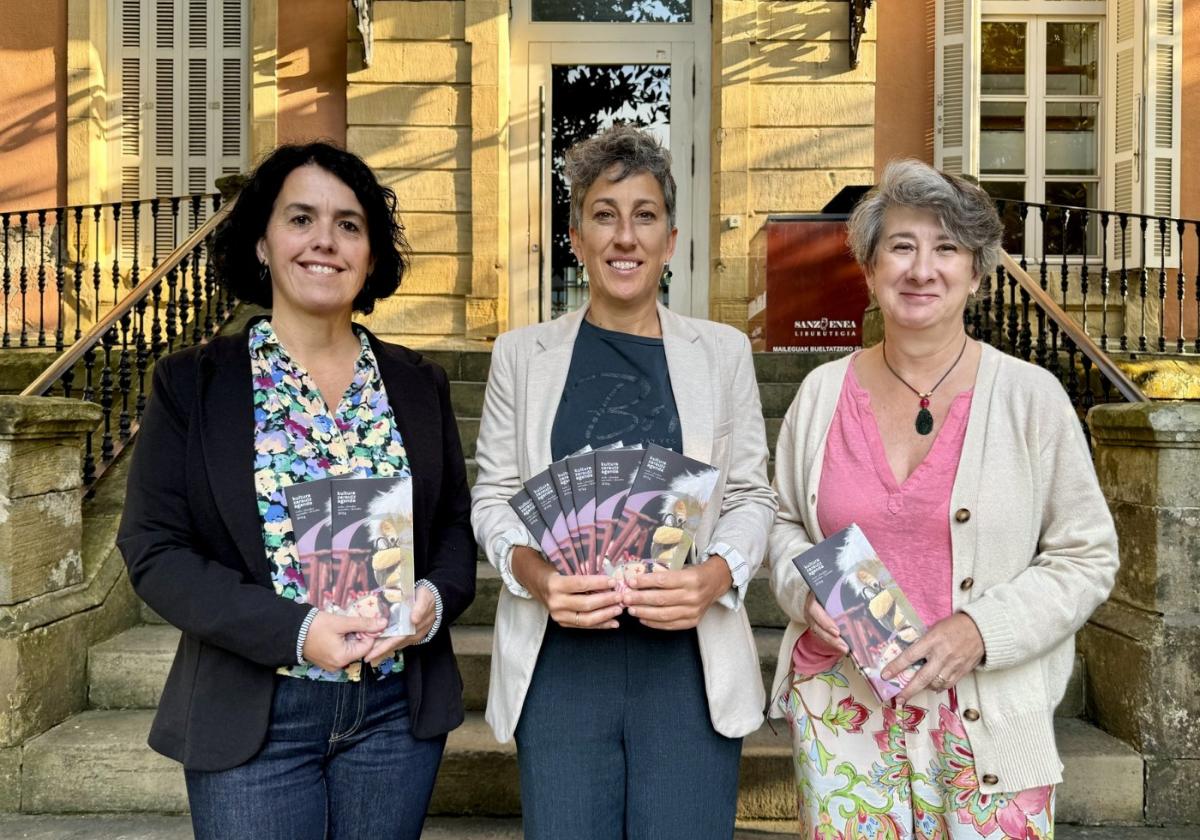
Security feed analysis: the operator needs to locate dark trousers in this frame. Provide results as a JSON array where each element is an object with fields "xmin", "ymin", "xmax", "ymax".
[
  {"xmin": 514, "ymin": 616, "xmax": 743, "ymax": 840},
  {"xmin": 185, "ymin": 673, "xmax": 446, "ymax": 840}
]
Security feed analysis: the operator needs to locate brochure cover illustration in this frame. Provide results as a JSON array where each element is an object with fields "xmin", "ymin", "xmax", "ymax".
[
  {"xmin": 605, "ymin": 444, "xmax": 720, "ymax": 574},
  {"xmin": 790, "ymin": 524, "xmax": 926, "ymax": 703},
  {"xmin": 326, "ymin": 476, "xmax": 417, "ymax": 637}
]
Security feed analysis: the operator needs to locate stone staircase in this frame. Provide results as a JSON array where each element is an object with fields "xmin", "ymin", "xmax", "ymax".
[{"xmin": 14, "ymin": 351, "xmax": 1146, "ymax": 827}]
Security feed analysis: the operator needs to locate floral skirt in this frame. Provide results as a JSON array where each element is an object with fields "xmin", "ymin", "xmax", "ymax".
[{"xmin": 779, "ymin": 658, "xmax": 1054, "ymax": 840}]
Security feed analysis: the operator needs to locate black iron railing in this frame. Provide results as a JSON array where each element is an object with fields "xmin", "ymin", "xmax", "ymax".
[
  {"xmin": 967, "ymin": 250, "xmax": 1149, "ymax": 443},
  {"xmin": 0, "ymin": 194, "xmax": 222, "ymax": 351},
  {"xmin": 991, "ymin": 198, "xmax": 1199, "ymax": 355},
  {"xmin": 20, "ymin": 198, "xmax": 236, "ymax": 488}
]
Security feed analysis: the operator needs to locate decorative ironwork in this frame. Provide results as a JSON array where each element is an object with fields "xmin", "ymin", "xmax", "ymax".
[
  {"xmin": 19, "ymin": 197, "xmax": 235, "ymax": 489},
  {"xmin": 353, "ymin": 0, "xmax": 374, "ymax": 67},
  {"xmin": 850, "ymin": 0, "xmax": 874, "ymax": 69}
]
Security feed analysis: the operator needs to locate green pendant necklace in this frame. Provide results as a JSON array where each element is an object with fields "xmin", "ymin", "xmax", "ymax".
[{"xmin": 881, "ymin": 336, "xmax": 969, "ymax": 436}]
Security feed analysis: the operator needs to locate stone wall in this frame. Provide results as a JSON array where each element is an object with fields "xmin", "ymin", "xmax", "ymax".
[
  {"xmin": 712, "ymin": 0, "xmax": 876, "ymax": 331},
  {"xmin": 347, "ymin": 0, "xmax": 489, "ymax": 342},
  {"xmin": 1086, "ymin": 402, "xmax": 1200, "ymax": 825}
]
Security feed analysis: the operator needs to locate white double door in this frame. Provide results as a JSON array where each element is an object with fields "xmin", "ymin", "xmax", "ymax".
[{"xmin": 510, "ymin": 39, "xmax": 708, "ymax": 326}]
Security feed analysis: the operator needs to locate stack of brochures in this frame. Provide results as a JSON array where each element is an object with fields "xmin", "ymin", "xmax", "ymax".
[
  {"xmin": 509, "ymin": 443, "xmax": 721, "ymax": 579},
  {"xmin": 283, "ymin": 475, "xmax": 416, "ymax": 637},
  {"xmin": 790, "ymin": 524, "xmax": 927, "ymax": 703}
]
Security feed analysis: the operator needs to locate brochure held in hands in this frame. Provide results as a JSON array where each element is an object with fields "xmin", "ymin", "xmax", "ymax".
[
  {"xmin": 790, "ymin": 524, "xmax": 926, "ymax": 703},
  {"xmin": 283, "ymin": 475, "xmax": 416, "ymax": 637},
  {"xmin": 510, "ymin": 444, "xmax": 721, "ymax": 580}
]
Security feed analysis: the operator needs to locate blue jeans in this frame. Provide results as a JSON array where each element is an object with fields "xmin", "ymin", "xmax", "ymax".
[
  {"xmin": 515, "ymin": 616, "xmax": 743, "ymax": 840},
  {"xmin": 185, "ymin": 673, "xmax": 446, "ymax": 840}
]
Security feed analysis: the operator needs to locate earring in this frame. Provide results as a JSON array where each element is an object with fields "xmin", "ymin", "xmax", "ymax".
[
  {"xmin": 579, "ymin": 265, "xmax": 589, "ymax": 288},
  {"xmin": 660, "ymin": 264, "xmax": 672, "ymax": 289},
  {"xmin": 259, "ymin": 261, "xmax": 270, "ymax": 285}
]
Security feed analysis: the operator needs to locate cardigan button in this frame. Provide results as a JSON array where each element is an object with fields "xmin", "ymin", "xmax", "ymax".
[
  {"xmin": 954, "ymin": 508, "xmax": 971, "ymax": 523},
  {"xmin": 960, "ymin": 577, "xmax": 975, "ymax": 591},
  {"xmin": 981, "ymin": 773, "xmax": 999, "ymax": 785},
  {"xmin": 963, "ymin": 708, "xmax": 981, "ymax": 722}
]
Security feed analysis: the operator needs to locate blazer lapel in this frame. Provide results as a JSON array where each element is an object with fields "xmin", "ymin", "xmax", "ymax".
[
  {"xmin": 367, "ymin": 334, "xmax": 431, "ymax": 530},
  {"xmin": 524, "ymin": 308, "xmax": 586, "ymax": 474},
  {"xmin": 198, "ymin": 333, "xmax": 270, "ymax": 582},
  {"xmin": 659, "ymin": 304, "xmax": 713, "ymax": 462}
]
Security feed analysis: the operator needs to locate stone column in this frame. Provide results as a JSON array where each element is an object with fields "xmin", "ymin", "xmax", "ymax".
[
  {"xmin": 1085, "ymin": 401, "xmax": 1200, "ymax": 826},
  {"xmin": 0, "ymin": 396, "xmax": 101, "ymax": 809},
  {"xmin": 0, "ymin": 398, "xmax": 100, "ymax": 604}
]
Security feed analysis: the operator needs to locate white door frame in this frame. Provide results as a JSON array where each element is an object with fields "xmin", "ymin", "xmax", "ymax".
[{"xmin": 509, "ymin": 2, "xmax": 711, "ymax": 327}]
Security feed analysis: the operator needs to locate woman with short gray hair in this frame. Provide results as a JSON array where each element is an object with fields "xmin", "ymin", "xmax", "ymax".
[
  {"xmin": 471, "ymin": 124, "xmax": 776, "ymax": 838},
  {"xmin": 767, "ymin": 159, "xmax": 1117, "ymax": 837}
]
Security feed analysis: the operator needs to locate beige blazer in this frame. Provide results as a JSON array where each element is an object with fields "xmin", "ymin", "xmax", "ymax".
[{"xmin": 471, "ymin": 304, "xmax": 777, "ymax": 742}]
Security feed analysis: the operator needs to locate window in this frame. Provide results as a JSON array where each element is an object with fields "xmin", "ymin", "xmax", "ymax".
[{"xmin": 978, "ymin": 14, "xmax": 1102, "ymax": 255}]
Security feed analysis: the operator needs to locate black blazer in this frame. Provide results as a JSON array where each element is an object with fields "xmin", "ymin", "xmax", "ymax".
[{"xmin": 117, "ymin": 321, "xmax": 476, "ymax": 771}]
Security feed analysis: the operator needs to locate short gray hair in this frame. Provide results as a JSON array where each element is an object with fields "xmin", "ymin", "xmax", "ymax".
[
  {"xmin": 564, "ymin": 124, "xmax": 677, "ymax": 229},
  {"xmin": 847, "ymin": 159, "xmax": 1003, "ymax": 279}
]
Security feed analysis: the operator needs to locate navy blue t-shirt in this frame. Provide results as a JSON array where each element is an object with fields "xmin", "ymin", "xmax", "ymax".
[{"xmin": 550, "ymin": 319, "xmax": 682, "ymax": 461}]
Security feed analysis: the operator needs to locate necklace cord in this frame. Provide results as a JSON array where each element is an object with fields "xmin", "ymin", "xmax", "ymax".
[{"xmin": 881, "ymin": 335, "xmax": 969, "ymax": 398}]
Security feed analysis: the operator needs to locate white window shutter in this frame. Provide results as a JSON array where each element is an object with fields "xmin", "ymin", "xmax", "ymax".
[
  {"xmin": 114, "ymin": 0, "xmax": 144, "ymax": 266},
  {"xmin": 1106, "ymin": 0, "xmax": 1143, "ymax": 268},
  {"xmin": 1143, "ymin": 0, "xmax": 1181, "ymax": 267},
  {"xmin": 218, "ymin": 0, "xmax": 248, "ymax": 179},
  {"xmin": 935, "ymin": 0, "xmax": 979, "ymax": 176}
]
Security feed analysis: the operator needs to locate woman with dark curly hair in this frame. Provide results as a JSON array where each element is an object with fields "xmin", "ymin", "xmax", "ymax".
[{"xmin": 118, "ymin": 141, "xmax": 476, "ymax": 839}]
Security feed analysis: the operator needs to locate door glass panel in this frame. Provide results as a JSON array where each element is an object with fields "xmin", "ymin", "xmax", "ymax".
[
  {"xmin": 1045, "ymin": 102, "xmax": 1098, "ymax": 175},
  {"xmin": 981, "ymin": 22, "xmax": 1026, "ymax": 95},
  {"xmin": 1045, "ymin": 22, "xmax": 1098, "ymax": 96},
  {"xmin": 550, "ymin": 64, "xmax": 671, "ymax": 317},
  {"xmin": 982, "ymin": 180, "xmax": 1027, "ymax": 255},
  {"xmin": 533, "ymin": 1, "xmax": 692, "ymax": 23},
  {"xmin": 1045, "ymin": 181, "xmax": 1098, "ymax": 255},
  {"xmin": 980, "ymin": 101, "xmax": 1026, "ymax": 175}
]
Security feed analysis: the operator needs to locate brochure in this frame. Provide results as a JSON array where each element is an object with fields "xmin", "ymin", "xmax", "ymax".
[
  {"xmin": 606, "ymin": 444, "xmax": 720, "ymax": 573},
  {"xmin": 790, "ymin": 524, "xmax": 926, "ymax": 703},
  {"xmin": 508, "ymin": 487, "xmax": 572, "ymax": 575},
  {"xmin": 281, "ymin": 479, "xmax": 333, "ymax": 609},
  {"xmin": 328, "ymin": 476, "xmax": 416, "ymax": 637},
  {"xmin": 592, "ymin": 447, "xmax": 647, "ymax": 569}
]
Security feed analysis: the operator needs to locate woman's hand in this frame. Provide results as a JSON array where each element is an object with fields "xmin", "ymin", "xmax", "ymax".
[
  {"xmin": 881, "ymin": 612, "xmax": 985, "ymax": 703},
  {"xmin": 804, "ymin": 590, "xmax": 849, "ymax": 655},
  {"xmin": 619, "ymin": 558, "xmax": 732, "ymax": 630},
  {"xmin": 302, "ymin": 611, "xmax": 388, "ymax": 672},
  {"xmin": 365, "ymin": 586, "xmax": 437, "ymax": 667},
  {"xmin": 512, "ymin": 546, "xmax": 623, "ymax": 629}
]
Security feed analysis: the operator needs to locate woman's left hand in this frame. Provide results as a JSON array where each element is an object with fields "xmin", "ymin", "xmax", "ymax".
[
  {"xmin": 881, "ymin": 612, "xmax": 985, "ymax": 704},
  {"xmin": 365, "ymin": 585, "xmax": 437, "ymax": 667},
  {"xmin": 620, "ymin": 557, "xmax": 733, "ymax": 630}
]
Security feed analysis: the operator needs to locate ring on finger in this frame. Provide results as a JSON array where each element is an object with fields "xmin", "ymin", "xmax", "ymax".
[{"xmin": 575, "ymin": 610, "xmax": 581, "ymax": 626}]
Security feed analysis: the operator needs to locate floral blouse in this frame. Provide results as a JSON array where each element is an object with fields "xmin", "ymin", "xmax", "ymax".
[{"xmin": 250, "ymin": 319, "xmax": 411, "ymax": 682}]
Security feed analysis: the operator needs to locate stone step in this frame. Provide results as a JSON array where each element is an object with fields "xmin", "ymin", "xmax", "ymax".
[
  {"xmin": 414, "ymin": 349, "xmax": 843, "ymax": 387},
  {"xmin": 94, "ymin": 603, "xmax": 1085, "ymax": 721},
  {"xmin": 18, "ymin": 709, "xmax": 1142, "ymax": 823},
  {"xmin": 450, "ymin": 377, "xmax": 809, "ymax": 422}
]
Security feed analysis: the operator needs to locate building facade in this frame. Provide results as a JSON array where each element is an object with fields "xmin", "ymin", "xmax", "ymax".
[{"xmin": 1, "ymin": 0, "xmax": 1197, "ymax": 344}]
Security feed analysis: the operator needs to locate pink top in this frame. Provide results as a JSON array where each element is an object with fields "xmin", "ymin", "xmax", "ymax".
[{"xmin": 791, "ymin": 358, "xmax": 974, "ymax": 676}]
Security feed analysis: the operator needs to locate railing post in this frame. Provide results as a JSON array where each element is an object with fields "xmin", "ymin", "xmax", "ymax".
[
  {"xmin": 2, "ymin": 212, "xmax": 10, "ymax": 348},
  {"xmin": 54, "ymin": 208, "xmax": 65, "ymax": 353},
  {"xmin": 1119, "ymin": 213, "xmax": 1130, "ymax": 350},
  {"xmin": 18, "ymin": 212, "xmax": 28, "ymax": 348},
  {"xmin": 36, "ymin": 209, "xmax": 47, "ymax": 348}
]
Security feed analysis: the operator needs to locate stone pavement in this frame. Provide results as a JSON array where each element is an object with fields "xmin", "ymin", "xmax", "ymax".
[{"xmin": 0, "ymin": 815, "xmax": 1195, "ymax": 839}]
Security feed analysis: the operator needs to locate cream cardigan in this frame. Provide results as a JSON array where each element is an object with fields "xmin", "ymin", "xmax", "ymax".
[{"xmin": 767, "ymin": 343, "xmax": 1118, "ymax": 794}]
